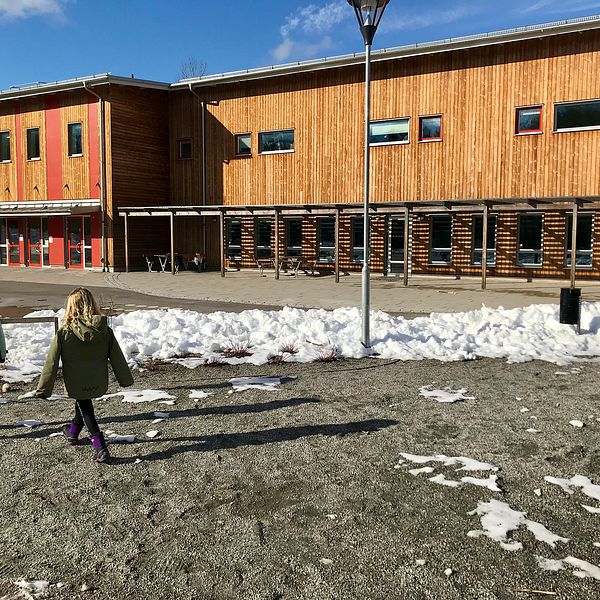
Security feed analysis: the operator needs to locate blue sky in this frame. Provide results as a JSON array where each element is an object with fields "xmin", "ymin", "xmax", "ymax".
[{"xmin": 1, "ymin": 0, "xmax": 599, "ymax": 89}]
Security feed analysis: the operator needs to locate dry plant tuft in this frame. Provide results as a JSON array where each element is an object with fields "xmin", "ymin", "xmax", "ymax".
[
  {"xmin": 279, "ymin": 342, "xmax": 299, "ymax": 355},
  {"xmin": 268, "ymin": 354, "xmax": 287, "ymax": 365},
  {"xmin": 222, "ymin": 342, "xmax": 253, "ymax": 358},
  {"xmin": 205, "ymin": 357, "xmax": 225, "ymax": 367},
  {"xmin": 316, "ymin": 347, "xmax": 338, "ymax": 363}
]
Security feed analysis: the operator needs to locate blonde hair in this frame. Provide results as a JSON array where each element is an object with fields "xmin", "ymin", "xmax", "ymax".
[{"xmin": 63, "ymin": 288, "xmax": 102, "ymax": 330}]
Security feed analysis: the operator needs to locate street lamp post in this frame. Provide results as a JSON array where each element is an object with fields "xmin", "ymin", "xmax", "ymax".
[{"xmin": 348, "ymin": 0, "xmax": 390, "ymax": 348}]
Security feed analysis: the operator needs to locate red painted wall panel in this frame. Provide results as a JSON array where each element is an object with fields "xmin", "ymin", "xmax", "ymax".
[
  {"xmin": 14, "ymin": 108, "xmax": 23, "ymax": 201},
  {"xmin": 87, "ymin": 97, "xmax": 100, "ymax": 199},
  {"xmin": 48, "ymin": 216, "xmax": 65, "ymax": 266},
  {"xmin": 44, "ymin": 95, "xmax": 63, "ymax": 200}
]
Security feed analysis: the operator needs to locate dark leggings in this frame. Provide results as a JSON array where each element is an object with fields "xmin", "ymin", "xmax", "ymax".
[{"xmin": 73, "ymin": 399, "xmax": 100, "ymax": 436}]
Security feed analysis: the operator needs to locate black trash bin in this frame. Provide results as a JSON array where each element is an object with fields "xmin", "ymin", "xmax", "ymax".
[{"xmin": 559, "ymin": 287, "xmax": 581, "ymax": 326}]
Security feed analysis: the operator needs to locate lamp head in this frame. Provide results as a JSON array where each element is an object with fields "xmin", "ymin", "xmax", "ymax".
[{"xmin": 347, "ymin": 0, "xmax": 390, "ymax": 44}]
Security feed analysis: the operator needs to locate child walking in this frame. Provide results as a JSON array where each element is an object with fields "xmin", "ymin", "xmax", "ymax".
[{"xmin": 36, "ymin": 288, "xmax": 133, "ymax": 463}]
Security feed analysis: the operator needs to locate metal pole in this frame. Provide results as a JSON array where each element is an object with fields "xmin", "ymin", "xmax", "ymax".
[
  {"xmin": 170, "ymin": 212, "xmax": 175, "ymax": 275},
  {"xmin": 219, "ymin": 212, "xmax": 225, "ymax": 278},
  {"xmin": 274, "ymin": 210, "xmax": 280, "ymax": 280},
  {"xmin": 335, "ymin": 208, "xmax": 340, "ymax": 283},
  {"xmin": 482, "ymin": 205, "xmax": 488, "ymax": 290},
  {"xmin": 403, "ymin": 206, "xmax": 410, "ymax": 287},
  {"xmin": 124, "ymin": 213, "xmax": 129, "ymax": 273},
  {"xmin": 361, "ymin": 41, "xmax": 372, "ymax": 348},
  {"xmin": 570, "ymin": 202, "xmax": 578, "ymax": 289}
]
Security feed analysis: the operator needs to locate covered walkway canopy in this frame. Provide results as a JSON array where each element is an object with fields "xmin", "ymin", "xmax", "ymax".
[{"xmin": 119, "ymin": 196, "xmax": 600, "ymax": 289}]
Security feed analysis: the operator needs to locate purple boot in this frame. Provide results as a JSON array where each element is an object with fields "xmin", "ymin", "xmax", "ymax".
[
  {"xmin": 90, "ymin": 432, "xmax": 111, "ymax": 463},
  {"xmin": 62, "ymin": 422, "xmax": 82, "ymax": 445}
]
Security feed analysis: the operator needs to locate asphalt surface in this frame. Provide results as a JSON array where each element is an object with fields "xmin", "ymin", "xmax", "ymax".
[{"xmin": 1, "ymin": 357, "xmax": 599, "ymax": 599}]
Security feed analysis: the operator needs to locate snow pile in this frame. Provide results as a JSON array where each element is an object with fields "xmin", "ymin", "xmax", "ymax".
[
  {"xmin": 419, "ymin": 386, "xmax": 475, "ymax": 403},
  {"xmin": 1, "ymin": 302, "xmax": 600, "ymax": 383},
  {"xmin": 536, "ymin": 555, "xmax": 600, "ymax": 580},
  {"xmin": 467, "ymin": 499, "xmax": 569, "ymax": 551}
]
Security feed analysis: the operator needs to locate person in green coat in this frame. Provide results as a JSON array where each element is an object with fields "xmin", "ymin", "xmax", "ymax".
[
  {"xmin": 0, "ymin": 322, "xmax": 6, "ymax": 363},
  {"xmin": 36, "ymin": 288, "xmax": 134, "ymax": 463}
]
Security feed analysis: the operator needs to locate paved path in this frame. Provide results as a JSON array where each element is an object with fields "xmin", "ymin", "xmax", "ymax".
[{"xmin": 1, "ymin": 267, "xmax": 599, "ymax": 316}]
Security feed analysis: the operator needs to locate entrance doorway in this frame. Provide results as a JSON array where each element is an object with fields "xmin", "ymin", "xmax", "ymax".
[
  {"xmin": 386, "ymin": 217, "xmax": 409, "ymax": 275},
  {"xmin": 7, "ymin": 219, "xmax": 21, "ymax": 266},
  {"xmin": 67, "ymin": 216, "xmax": 92, "ymax": 269}
]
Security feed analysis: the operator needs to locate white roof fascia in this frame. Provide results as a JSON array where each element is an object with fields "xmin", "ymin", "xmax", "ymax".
[{"xmin": 174, "ymin": 14, "xmax": 600, "ymax": 89}]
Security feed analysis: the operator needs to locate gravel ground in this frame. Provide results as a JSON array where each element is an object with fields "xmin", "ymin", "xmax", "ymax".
[{"xmin": 1, "ymin": 357, "xmax": 599, "ymax": 600}]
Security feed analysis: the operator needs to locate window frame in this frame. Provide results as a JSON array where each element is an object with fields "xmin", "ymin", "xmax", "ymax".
[
  {"xmin": 429, "ymin": 214, "xmax": 453, "ymax": 266},
  {"xmin": 67, "ymin": 122, "xmax": 83, "ymax": 157},
  {"xmin": 517, "ymin": 213, "xmax": 544, "ymax": 267},
  {"xmin": 317, "ymin": 217, "xmax": 336, "ymax": 262},
  {"xmin": 564, "ymin": 212, "xmax": 594, "ymax": 269},
  {"xmin": 515, "ymin": 105, "xmax": 543, "ymax": 135},
  {"xmin": 369, "ymin": 117, "xmax": 410, "ymax": 146},
  {"xmin": 0, "ymin": 130, "xmax": 10, "ymax": 163},
  {"xmin": 258, "ymin": 129, "xmax": 294, "ymax": 155},
  {"xmin": 554, "ymin": 98, "xmax": 600, "ymax": 133},
  {"xmin": 471, "ymin": 213, "xmax": 497, "ymax": 267},
  {"xmin": 418, "ymin": 114, "xmax": 443, "ymax": 142},
  {"xmin": 178, "ymin": 138, "xmax": 192, "ymax": 160},
  {"xmin": 255, "ymin": 217, "xmax": 272, "ymax": 259},
  {"xmin": 234, "ymin": 132, "xmax": 252, "ymax": 157},
  {"xmin": 285, "ymin": 218, "xmax": 302, "ymax": 257},
  {"xmin": 26, "ymin": 127, "xmax": 40, "ymax": 161}
]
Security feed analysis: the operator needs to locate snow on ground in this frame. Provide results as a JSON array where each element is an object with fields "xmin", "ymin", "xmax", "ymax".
[
  {"xmin": 544, "ymin": 475, "xmax": 600, "ymax": 502},
  {"xmin": 99, "ymin": 389, "xmax": 175, "ymax": 404},
  {"xmin": 229, "ymin": 377, "xmax": 292, "ymax": 392},
  {"xmin": 418, "ymin": 386, "xmax": 475, "ymax": 403},
  {"xmin": 1, "ymin": 302, "xmax": 600, "ymax": 384},
  {"xmin": 537, "ymin": 555, "xmax": 600, "ymax": 581}
]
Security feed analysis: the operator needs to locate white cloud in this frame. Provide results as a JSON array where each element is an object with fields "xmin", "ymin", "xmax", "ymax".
[
  {"xmin": 0, "ymin": 0, "xmax": 67, "ymax": 19},
  {"xmin": 519, "ymin": 0, "xmax": 600, "ymax": 14},
  {"xmin": 272, "ymin": 1, "xmax": 348, "ymax": 63},
  {"xmin": 380, "ymin": 5, "xmax": 476, "ymax": 34},
  {"xmin": 273, "ymin": 35, "xmax": 334, "ymax": 63}
]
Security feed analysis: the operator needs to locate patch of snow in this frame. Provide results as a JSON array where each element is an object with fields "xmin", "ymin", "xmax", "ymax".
[
  {"xmin": 189, "ymin": 389, "xmax": 213, "ymax": 400},
  {"xmin": 158, "ymin": 400, "xmax": 176, "ymax": 406},
  {"xmin": 415, "ymin": 559, "xmax": 426, "ymax": 566},
  {"xmin": 537, "ymin": 556, "xmax": 600, "ymax": 580},
  {"xmin": 16, "ymin": 420, "xmax": 42, "ymax": 428},
  {"xmin": 468, "ymin": 499, "xmax": 569, "ymax": 551},
  {"xmin": 325, "ymin": 514, "xmax": 337, "ymax": 520},
  {"xmin": 460, "ymin": 474, "xmax": 502, "ymax": 492},
  {"xmin": 569, "ymin": 420, "xmax": 584, "ymax": 428},
  {"xmin": 534, "ymin": 489, "xmax": 542, "ymax": 497},
  {"xmin": 594, "ymin": 542, "xmax": 600, "ymax": 548},
  {"xmin": 151, "ymin": 419, "xmax": 164, "ymax": 424},
  {"xmin": 17, "ymin": 391, "xmax": 67, "ymax": 401},
  {"xmin": 145, "ymin": 430, "xmax": 160, "ymax": 439},
  {"xmin": 582, "ymin": 504, "xmax": 600, "ymax": 514},
  {"xmin": 520, "ymin": 407, "xmax": 530, "ymax": 413},
  {"xmin": 409, "ymin": 466, "xmax": 435, "ymax": 476},
  {"xmin": 11, "ymin": 579, "xmax": 50, "ymax": 599},
  {"xmin": 100, "ymin": 389, "xmax": 175, "ymax": 404},
  {"xmin": 418, "ymin": 386, "xmax": 475, "ymax": 403},
  {"xmin": 0, "ymin": 397, "xmax": 8, "ymax": 404},
  {"xmin": 526, "ymin": 428, "xmax": 541, "ymax": 433},
  {"xmin": 536, "ymin": 556, "xmax": 566, "ymax": 572},
  {"xmin": 319, "ymin": 558, "xmax": 333, "ymax": 565},
  {"xmin": 5, "ymin": 303, "xmax": 600, "ymax": 383},
  {"xmin": 555, "ymin": 371, "xmax": 570, "ymax": 375},
  {"xmin": 544, "ymin": 475, "xmax": 600, "ymax": 502},
  {"xmin": 106, "ymin": 433, "xmax": 136, "ymax": 443},
  {"xmin": 399, "ymin": 453, "xmax": 498, "ymax": 472},
  {"xmin": 429, "ymin": 474, "xmax": 461, "ymax": 488},
  {"xmin": 153, "ymin": 411, "xmax": 170, "ymax": 418},
  {"xmin": 444, "ymin": 568, "xmax": 453, "ymax": 576},
  {"xmin": 229, "ymin": 376, "xmax": 295, "ymax": 392}
]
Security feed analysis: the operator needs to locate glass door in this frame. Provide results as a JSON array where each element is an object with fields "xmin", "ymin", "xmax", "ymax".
[
  {"xmin": 68, "ymin": 217, "xmax": 83, "ymax": 269},
  {"xmin": 0, "ymin": 219, "xmax": 7, "ymax": 266},
  {"xmin": 83, "ymin": 216, "xmax": 92, "ymax": 267},
  {"xmin": 387, "ymin": 217, "xmax": 406, "ymax": 275},
  {"xmin": 7, "ymin": 219, "xmax": 21, "ymax": 266},
  {"xmin": 28, "ymin": 218, "xmax": 42, "ymax": 267}
]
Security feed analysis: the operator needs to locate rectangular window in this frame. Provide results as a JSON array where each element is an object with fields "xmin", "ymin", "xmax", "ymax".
[
  {"xmin": 419, "ymin": 115, "xmax": 442, "ymax": 141},
  {"xmin": 227, "ymin": 218, "xmax": 242, "ymax": 260},
  {"xmin": 68, "ymin": 122, "xmax": 82, "ymax": 157},
  {"xmin": 255, "ymin": 218, "xmax": 272, "ymax": 258},
  {"xmin": 235, "ymin": 133, "xmax": 251, "ymax": 156},
  {"xmin": 370, "ymin": 118, "xmax": 409, "ymax": 145},
  {"xmin": 27, "ymin": 128, "xmax": 40, "ymax": 160},
  {"xmin": 429, "ymin": 215, "xmax": 452, "ymax": 265},
  {"xmin": 285, "ymin": 219, "xmax": 302, "ymax": 257},
  {"xmin": 516, "ymin": 106, "xmax": 542, "ymax": 134},
  {"xmin": 178, "ymin": 139, "xmax": 192, "ymax": 160},
  {"xmin": 351, "ymin": 217, "xmax": 364, "ymax": 263},
  {"xmin": 317, "ymin": 218, "xmax": 335, "ymax": 262},
  {"xmin": 0, "ymin": 131, "xmax": 10, "ymax": 162},
  {"xmin": 555, "ymin": 100, "xmax": 600, "ymax": 132},
  {"xmin": 517, "ymin": 214, "xmax": 543, "ymax": 266},
  {"xmin": 258, "ymin": 129, "xmax": 294, "ymax": 154},
  {"xmin": 472, "ymin": 214, "xmax": 497, "ymax": 266},
  {"xmin": 565, "ymin": 213, "xmax": 593, "ymax": 267}
]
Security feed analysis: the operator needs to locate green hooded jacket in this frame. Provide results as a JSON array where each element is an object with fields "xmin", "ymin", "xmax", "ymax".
[
  {"xmin": 0, "ymin": 324, "xmax": 6, "ymax": 362},
  {"xmin": 36, "ymin": 315, "xmax": 133, "ymax": 400}
]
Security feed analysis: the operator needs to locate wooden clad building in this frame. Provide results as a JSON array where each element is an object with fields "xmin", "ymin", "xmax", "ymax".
[{"xmin": 163, "ymin": 15, "xmax": 600, "ymax": 280}]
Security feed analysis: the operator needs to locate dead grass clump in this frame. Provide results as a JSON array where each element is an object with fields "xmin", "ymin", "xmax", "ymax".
[
  {"xmin": 222, "ymin": 342, "xmax": 253, "ymax": 358},
  {"xmin": 278, "ymin": 343, "xmax": 299, "ymax": 355},
  {"xmin": 268, "ymin": 354, "xmax": 287, "ymax": 365},
  {"xmin": 316, "ymin": 347, "xmax": 338, "ymax": 363},
  {"xmin": 205, "ymin": 357, "xmax": 225, "ymax": 367}
]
